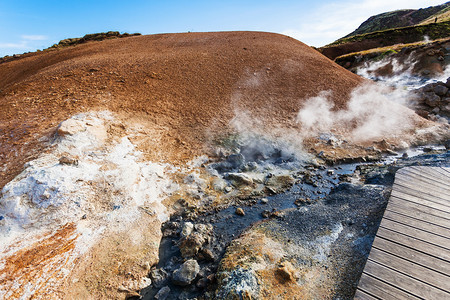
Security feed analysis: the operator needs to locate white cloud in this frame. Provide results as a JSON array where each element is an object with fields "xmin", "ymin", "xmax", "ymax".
[
  {"xmin": 0, "ymin": 35, "xmax": 48, "ymax": 56},
  {"xmin": 21, "ymin": 35, "xmax": 48, "ymax": 41},
  {"xmin": 0, "ymin": 41, "xmax": 28, "ymax": 49},
  {"xmin": 282, "ymin": 0, "xmax": 446, "ymax": 46}
]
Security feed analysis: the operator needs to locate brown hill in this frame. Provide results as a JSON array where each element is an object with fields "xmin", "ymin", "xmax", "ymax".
[{"xmin": 0, "ymin": 31, "xmax": 363, "ymax": 187}]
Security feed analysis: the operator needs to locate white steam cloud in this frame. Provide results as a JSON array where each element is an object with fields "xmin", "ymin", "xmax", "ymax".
[{"xmin": 296, "ymin": 83, "xmax": 417, "ymax": 142}]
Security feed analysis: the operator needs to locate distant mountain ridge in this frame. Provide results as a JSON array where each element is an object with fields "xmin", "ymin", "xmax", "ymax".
[{"xmin": 344, "ymin": 1, "xmax": 450, "ymax": 38}]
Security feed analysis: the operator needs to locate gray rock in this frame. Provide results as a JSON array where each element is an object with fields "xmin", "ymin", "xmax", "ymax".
[
  {"xmin": 180, "ymin": 222, "xmax": 194, "ymax": 238},
  {"xmin": 264, "ymin": 174, "xmax": 295, "ymax": 192},
  {"xmin": 172, "ymin": 259, "xmax": 200, "ymax": 286},
  {"xmin": 215, "ymin": 267, "xmax": 260, "ymax": 299},
  {"xmin": 227, "ymin": 153, "xmax": 245, "ymax": 169},
  {"xmin": 178, "ymin": 232, "xmax": 206, "ymax": 258},
  {"xmin": 150, "ymin": 268, "xmax": 169, "ymax": 288},
  {"xmin": 425, "ymin": 93, "xmax": 441, "ymax": 107},
  {"xmin": 226, "ymin": 173, "xmax": 253, "ymax": 187},
  {"xmin": 194, "ymin": 223, "xmax": 213, "ymax": 235},
  {"xmin": 155, "ymin": 286, "xmax": 171, "ymax": 300},
  {"xmin": 212, "ymin": 178, "xmax": 227, "ymax": 191},
  {"xmin": 445, "ymin": 77, "xmax": 450, "ymax": 88},
  {"xmin": 434, "ymin": 84, "xmax": 449, "ymax": 96}
]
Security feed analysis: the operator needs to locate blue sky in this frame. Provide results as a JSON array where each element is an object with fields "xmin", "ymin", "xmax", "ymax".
[{"xmin": 0, "ymin": 0, "xmax": 446, "ymax": 56}]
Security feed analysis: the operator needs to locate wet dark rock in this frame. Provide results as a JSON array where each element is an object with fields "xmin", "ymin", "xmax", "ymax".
[
  {"xmin": 154, "ymin": 286, "xmax": 170, "ymax": 300},
  {"xmin": 198, "ymin": 248, "xmax": 215, "ymax": 261},
  {"xmin": 150, "ymin": 268, "xmax": 169, "ymax": 288},
  {"xmin": 425, "ymin": 93, "xmax": 441, "ymax": 107},
  {"xmin": 261, "ymin": 210, "xmax": 271, "ymax": 218},
  {"xmin": 172, "ymin": 259, "xmax": 200, "ymax": 286},
  {"xmin": 434, "ymin": 84, "xmax": 449, "ymax": 96}
]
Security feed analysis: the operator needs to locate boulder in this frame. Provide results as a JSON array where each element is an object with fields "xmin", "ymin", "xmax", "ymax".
[
  {"xmin": 434, "ymin": 84, "xmax": 448, "ymax": 96},
  {"xmin": 178, "ymin": 232, "xmax": 207, "ymax": 258},
  {"xmin": 226, "ymin": 173, "xmax": 253, "ymax": 187},
  {"xmin": 424, "ymin": 93, "xmax": 441, "ymax": 107},
  {"xmin": 57, "ymin": 118, "xmax": 86, "ymax": 136},
  {"xmin": 172, "ymin": 259, "xmax": 200, "ymax": 286}
]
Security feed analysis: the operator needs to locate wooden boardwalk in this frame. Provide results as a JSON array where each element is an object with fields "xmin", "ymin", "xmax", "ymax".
[{"xmin": 355, "ymin": 166, "xmax": 450, "ymax": 299}]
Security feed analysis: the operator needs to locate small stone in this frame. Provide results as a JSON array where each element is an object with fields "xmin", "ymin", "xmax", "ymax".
[
  {"xmin": 180, "ymin": 222, "xmax": 194, "ymax": 238},
  {"xmin": 178, "ymin": 232, "xmax": 206, "ymax": 258},
  {"xmin": 260, "ymin": 198, "xmax": 269, "ymax": 204},
  {"xmin": 235, "ymin": 207, "xmax": 245, "ymax": 216},
  {"xmin": 57, "ymin": 118, "xmax": 86, "ymax": 136},
  {"xmin": 261, "ymin": 210, "xmax": 270, "ymax": 218},
  {"xmin": 224, "ymin": 186, "xmax": 232, "ymax": 193},
  {"xmin": 150, "ymin": 268, "xmax": 169, "ymax": 288},
  {"xmin": 199, "ymin": 248, "xmax": 215, "ymax": 261},
  {"xmin": 275, "ymin": 261, "xmax": 297, "ymax": 283},
  {"xmin": 59, "ymin": 156, "xmax": 79, "ymax": 166},
  {"xmin": 172, "ymin": 259, "xmax": 200, "ymax": 286},
  {"xmin": 154, "ymin": 286, "xmax": 170, "ymax": 300}
]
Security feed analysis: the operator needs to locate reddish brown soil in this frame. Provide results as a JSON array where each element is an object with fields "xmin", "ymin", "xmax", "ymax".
[{"xmin": 0, "ymin": 31, "xmax": 364, "ymax": 188}]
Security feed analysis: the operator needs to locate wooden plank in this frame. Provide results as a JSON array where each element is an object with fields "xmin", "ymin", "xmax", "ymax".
[
  {"xmin": 401, "ymin": 166, "xmax": 450, "ymax": 183},
  {"xmin": 377, "ymin": 227, "xmax": 450, "ymax": 261},
  {"xmin": 397, "ymin": 169, "xmax": 450, "ymax": 190},
  {"xmin": 388, "ymin": 194, "xmax": 450, "ymax": 220},
  {"xmin": 394, "ymin": 179, "xmax": 450, "ymax": 202},
  {"xmin": 353, "ymin": 289, "xmax": 379, "ymax": 300},
  {"xmin": 372, "ymin": 236, "xmax": 450, "ymax": 276},
  {"xmin": 394, "ymin": 178, "xmax": 450, "ymax": 200},
  {"xmin": 391, "ymin": 187, "xmax": 450, "ymax": 210},
  {"xmin": 433, "ymin": 167, "xmax": 450, "ymax": 176},
  {"xmin": 368, "ymin": 247, "xmax": 450, "ymax": 291},
  {"xmin": 407, "ymin": 166, "xmax": 450, "ymax": 182},
  {"xmin": 440, "ymin": 167, "xmax": 450, "ymax": 174},
  {"xmin": 407, "ymin": 166, "xmax": 450, "ymax": 184},
  {"xmin": 429, "ymin": 168, "xmax": 450, "ymax": 179},
  {"xmin": 386, "ymin": 203, "xmax": 450, "ymax": 228},
  {"xmin": 394, "ymin": 175, "xmax": 450, "ymax": 198},
  {"xmin": 357, "ymin": 273, "xmax": 419, "ymax": 300},
  {"xmin": 393, "ymin": 182, "xmax": 450, "ymax": 203},
  {"xmin": 364, "ymin": 260, "xmax": 450, "ymax": 299},
  {"xmin": 383, "ymin": 209, "xmax": 450, "ymax": 238},
  {"xmin": 379, "ymin": 218, "xmax": 450, "ymax": 250}
]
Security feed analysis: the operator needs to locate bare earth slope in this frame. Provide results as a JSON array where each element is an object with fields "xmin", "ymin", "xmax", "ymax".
[{"xmin": 0, "ymin": 31, "xmax": 363, "ymax": 188}]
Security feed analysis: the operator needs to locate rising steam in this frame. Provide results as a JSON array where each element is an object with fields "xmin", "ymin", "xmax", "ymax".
[{"xmin": 296, "ymin": 83, "xmax": 417, "ymax": 142}]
